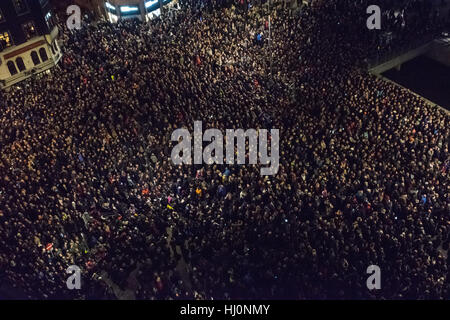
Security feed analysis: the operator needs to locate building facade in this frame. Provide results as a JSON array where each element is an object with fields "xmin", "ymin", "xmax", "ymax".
[
  {"xmin": 0, "ymin": 0, "xmax": 61, "ymax": 89},
  {"xmin": 104, "ymin": 0, "xmax": 178, "ymax": 23}
]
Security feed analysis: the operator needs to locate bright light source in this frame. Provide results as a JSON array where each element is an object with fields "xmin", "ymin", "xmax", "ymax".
[
  {"xmin": 120, "ymin": 5, "xmax": 139, "ymax": 13},
  {"xmin": 145, "ymin": 0, "xmax": 158, "ymax": 8},
  {"xmin": 146, "ymin": 8, "xmax": 160, "ymax": 21},
  {"xmin": 105, "ymin": 2, "xmax": 115, "ymax": 10},
  {"xmin": 108, "ymin": 12, "xmax": 118, "ymax": 23}
]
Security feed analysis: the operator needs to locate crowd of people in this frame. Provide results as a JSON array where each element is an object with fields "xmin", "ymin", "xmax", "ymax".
[
  {"xmin": 0, "ymin": 0, "xmax": 448, "ymax": 299},
  {"xmin": 366, "ymin": 0, "xmax": 449, "ymax": 65}
]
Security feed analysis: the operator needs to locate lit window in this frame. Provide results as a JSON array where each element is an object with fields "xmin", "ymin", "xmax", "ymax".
[
  {"xmin": 0, "ymin": 31, "xmax": 13, "ymax": 49},
  {"xmin": 145, "ymin": 0, "xmax": 158, "ymax": 8},
  {"xmin": 105, "ymin": 2, "xmax": 116, "ymax": 11},
  {"xmin": 22, "ymin": 21, "xmax": 37, "ymax": 40},
  {"xmin": 120, "ymin": 6, "xmax": 139, "ymax": 13},
  {"xmin": 45, "ymin": 11, "xmax": 54, "ymax": 30}
]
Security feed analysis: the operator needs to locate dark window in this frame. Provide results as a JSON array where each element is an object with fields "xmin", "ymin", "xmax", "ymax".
[
  {"xmin": 22, "ymin": 21, "xmax": 37, "ymax": 40},
  {"xmin": 31, "ymin": 51, "xmax": 40, "ymax": 65},
  {"xmin": 0, "ymin": 9, "xmax": 5, "ymax": 22},
  {"xmin": 50, "ymin": 44, "xmax": 55, "ymax": 55},
  {"xmin": 0, "ymin": 31, "xmax": 13, "ymax": 49},
  {"xmin": 16, "ymin": 57, "xmax": 25, "ymax": 71},
  {"xmin": 13, "ymin": 0, "xmax": 29, "ymax": 15},
  {"xmin": 7, "ymin": 61, "xmax": 17, "ymax": 75},
  {"xmin": 39, "ymin": 48, "xmax": 48, "ymax": 61}
]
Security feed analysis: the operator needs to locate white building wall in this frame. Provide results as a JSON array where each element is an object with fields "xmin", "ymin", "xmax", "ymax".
[{"xmin": 0, "ymin": 27, "xmax": 61, "ymax": 89}]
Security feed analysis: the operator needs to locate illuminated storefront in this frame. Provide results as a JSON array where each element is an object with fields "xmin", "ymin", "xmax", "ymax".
[
  {"xmin": 104, "ymin": 0, "xmax": 175, "ymax": 23},
  {"xmin": 105, "ymin": 2, "xmax": 119, "ymax": 22}
]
